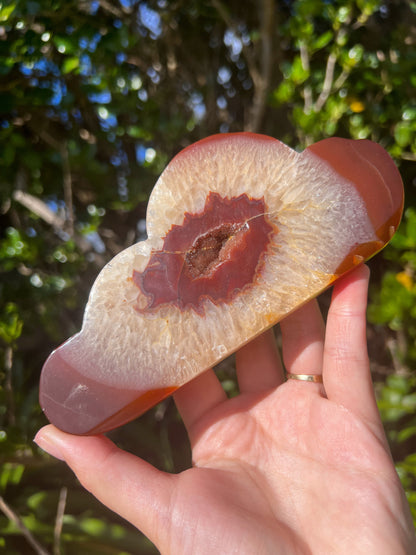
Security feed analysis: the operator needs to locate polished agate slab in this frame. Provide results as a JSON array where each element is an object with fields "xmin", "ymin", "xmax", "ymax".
[{"xmin": 39, "ymin": 133, "xmax": 403, "ymax": 435}]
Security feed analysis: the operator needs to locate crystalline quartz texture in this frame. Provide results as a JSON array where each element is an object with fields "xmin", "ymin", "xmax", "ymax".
[{"xmin": 57, "ymin": 139, "xmax": 376, "ymax": 391}]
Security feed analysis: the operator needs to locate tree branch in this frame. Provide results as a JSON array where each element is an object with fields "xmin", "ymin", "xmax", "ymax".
[
  {"xmin": 12, "ymin": 190, "xmax": 97, "ymax": 256},
  {"xmin": 211, "ymin": 0, "xmax": 277, "ymax": 131},
  {"xmin": 211, "ymin": 0, "xmax": 261, "ymax": 86},
  {"xmin": 53, "ymin": 487, "xmax": 67, "ymax": 555},
  {"xmin": 401, "ymin": 152, "xmax": 416, "ymax": 161},
  {"xmin": 299, "ymin": 41, "xmax": 312, "ymax": 114},
  {"xmin": 0, "ymin": 496, "xmax": 51, "ymax": 555},
  {"xmin": 60, "ymin": 143, "xmax": 74, "ymax": 237},
  {"xmin": 97, "ymin": 0, "xmax": 125, "ymax": 18},
  {"xmin": 4, "ymin": 346, "xmax": 16, "ymax": 427},
  {"xmin": 13, "ymin": 190, "xmax": 65, "ymax": 229},
  {"xmin": 212, "ymin": 0, "xmax": 276, "ymax": 132},
  {"xmin": 314, "ymin": 52, "xmax": 336, "ymax": 112},
  {"xmin": 246, "ymin": 0, "xmax": 276, "ymax": 132},
  {"xmin": 35, "ymin": 132, "xmax": 74, "ymax": 236}
]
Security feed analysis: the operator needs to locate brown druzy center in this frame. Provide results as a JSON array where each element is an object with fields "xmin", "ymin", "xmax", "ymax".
[
  {"xmin": 185, "ymin": 223, "xmax": 241, "ymax": 279},
  {"xmin": 133, "ymin": 193, "xmax": 275, "ymax": 313}
]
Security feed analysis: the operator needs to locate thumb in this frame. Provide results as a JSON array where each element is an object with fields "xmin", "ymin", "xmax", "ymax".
[{"xmin": 34, "ymin": 425, "xmax": 174, "ymax": 545}]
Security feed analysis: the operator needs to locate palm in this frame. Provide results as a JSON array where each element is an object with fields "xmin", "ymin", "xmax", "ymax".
[
  {"xmin": 168, "ymin": 384, "xmax": 408, "ymax": 554},
  {"xmin": 35, "ymin": 266, "xmax": 416, "ymax": 554}
]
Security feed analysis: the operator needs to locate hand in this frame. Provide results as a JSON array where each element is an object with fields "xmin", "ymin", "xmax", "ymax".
[{"xmin": 35, "ymin": 265, "xmax": 416, "ymax": 554}]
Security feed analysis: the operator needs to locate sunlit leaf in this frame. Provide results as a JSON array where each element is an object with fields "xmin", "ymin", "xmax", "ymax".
[{"xmin": 62, "ymin": 56, "xmax": 79, "ymax": 74}]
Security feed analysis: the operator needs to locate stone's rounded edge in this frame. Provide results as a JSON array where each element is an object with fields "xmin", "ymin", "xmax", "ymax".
[
  {"xmin": 39, "ymin": 342, "xmax": 179, "ymax": 435},
  {"xmin": 172, "ymin": 132, "xmax": 282, "ymax": 160},
  {"xmin": 85, "ymin": 385, "xmax": 179, "ymax": 435},
  {"xmin": 305, "ymin": 138, "xmax": 404, "ymax": 245},
  {"xmin": 333, "ymin": 240, "xmax": 385, "ymax": 277},
  {"xmin": 144, "ymin": 132, "xmax": 293, "ymax": 238}
]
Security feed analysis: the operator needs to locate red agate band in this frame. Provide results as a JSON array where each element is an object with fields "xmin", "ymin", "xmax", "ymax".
[
  {"xmin": 306, "ymin": 138, "xmax": 403, "ymax": 243},
  {"xmin": 39, "ymin": 347, "xmax": 178, "ymax": 435},
  {"xmin": 133, "ymin": 192, "xmax": 276, "ymax": 313}
]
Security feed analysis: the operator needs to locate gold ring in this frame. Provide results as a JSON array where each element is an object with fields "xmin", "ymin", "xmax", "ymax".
[{"xmin": 286, "ymin": 373, "xmax": 323, "ymax": 383}]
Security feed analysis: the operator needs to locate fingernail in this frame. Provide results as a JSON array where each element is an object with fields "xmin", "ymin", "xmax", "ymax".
[{"xmin": 34, "ymin": 428, "xmax": 66, "ymax": 461}]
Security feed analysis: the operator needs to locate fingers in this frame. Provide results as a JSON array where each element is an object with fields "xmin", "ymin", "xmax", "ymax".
[
  {"xmin": 175, "ymin": 266, "xmax": 378, "ymax": 437},
  {"xmin": 174, "ymin": 368, "xmax": 227, "ymax": 434},
  {"xmin": 235, "ymin": 328, "xmax": 284, "ymax": 393},
  {"xmin": 323, "ymin": 265, "xmax": 383, "ymax": 431},
  {"xmin": 176, "ymin": 328, "xmax": 284, "ymax": 435},
  {"xmin": 280, "ymin": 299, "xmax": 326, "ymax": 384},
  {"xmin": 34, "ymin": 425, "xmax": 173, "ymax": 547}
]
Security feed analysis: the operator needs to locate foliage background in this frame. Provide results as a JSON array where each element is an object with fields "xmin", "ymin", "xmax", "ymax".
[{"xmin": 0, "ymin": 0, "xmax": 415, "ymax": 553}]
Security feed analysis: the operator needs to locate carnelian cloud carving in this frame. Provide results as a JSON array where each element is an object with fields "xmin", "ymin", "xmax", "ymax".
[{"xmin": 39, "ymin": 133, "xmax": 404, "ymax": 435}]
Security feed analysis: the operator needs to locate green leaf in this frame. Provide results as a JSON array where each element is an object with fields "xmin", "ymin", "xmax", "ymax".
[
  {"xmin": 387, "ymin": 374, "xmax": 410, "ymax": 395},
  {"xmin": 0, "ymin": 3, "xmax": 16, "ymax": 22},
  {"xmin": 26, "ymin": 491, "xmax": 47, "ymax": 511},
  {"xmin": 291, "ymin": 55, "xmax": 309, "ymax": 84},
  {"xmin": 312, "ymin": 30, "xmax": 333, "ymax": 51},
  {"xmin": 394, "ymin": 122, "xmax": 413, "ymax": 147},
  {"xmin": 0, "ymin": 463, "xmax": 25, "ymax": 491},
  {"xmin": 273, "ymin": 80, "xmax": 295, "ymax": 103},
  {"xmin": 398, "ymin": 426, "xmax": 416, "ymax": 443},
  {"xmin": 402, "ymin": 393, "xmax": 416, "ymax": 411},
  {"xmin": 0, "ymin": 303, "xmax": 23, "ymax": 344},
  {"xmin": 127, "ymin": 125, "xmax": 151, "ymax": 139},
  {"xmin": 53, "ymin": 36, "xmax": 77, "ymax": 55},
  {"xmin": 62, "ymin": 56, "xmax": 79, "ymax": 74}
]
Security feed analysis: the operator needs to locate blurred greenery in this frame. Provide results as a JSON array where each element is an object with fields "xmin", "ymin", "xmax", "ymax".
[{"xmin": 0, "ymin": 0, "xmax": 415, "ymax": 552}]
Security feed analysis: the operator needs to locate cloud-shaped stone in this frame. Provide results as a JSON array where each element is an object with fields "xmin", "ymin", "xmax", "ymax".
[{"xmin": 39, "ymin": 133, "xmax": 403, "ymax": 435}]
